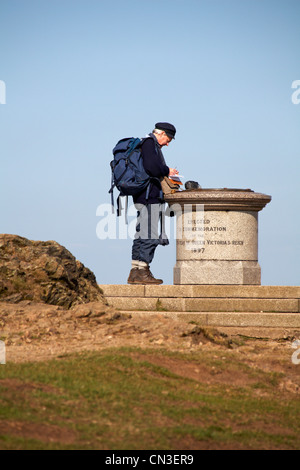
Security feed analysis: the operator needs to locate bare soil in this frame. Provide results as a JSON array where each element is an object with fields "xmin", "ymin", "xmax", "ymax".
[
  {"xmin": 1, "ymin": 300, "xmax": 300, "ymax": 449},
  {"xmin": 1, "ymin": 300, "xmax": 299, "ymax": 395}
]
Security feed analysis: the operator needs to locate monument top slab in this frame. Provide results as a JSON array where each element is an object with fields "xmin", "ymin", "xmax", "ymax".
[{"xmin": 165, "ymin": 188, "xmax": 272, "ymax": 212}]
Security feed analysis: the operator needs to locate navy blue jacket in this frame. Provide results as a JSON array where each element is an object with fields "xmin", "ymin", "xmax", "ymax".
[{"xmin": 133, "ymin": 134, "xmax": 169, "ymax": 205}]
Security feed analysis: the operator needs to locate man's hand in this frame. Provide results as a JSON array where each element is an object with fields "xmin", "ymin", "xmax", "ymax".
[{"xmin": 169, "ymin": 168, "xmax": 179, "ymax": 177}]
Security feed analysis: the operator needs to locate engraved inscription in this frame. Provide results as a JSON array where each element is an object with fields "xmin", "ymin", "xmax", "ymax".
[{"xmin": 180, "ymin": 215, "xmax": 245, "ymax": 254}]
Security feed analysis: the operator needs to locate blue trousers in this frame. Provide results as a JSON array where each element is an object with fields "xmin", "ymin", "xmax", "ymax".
[{"xmin": 132, "ymin": 204, "xmax": 161, "ymax": 265}]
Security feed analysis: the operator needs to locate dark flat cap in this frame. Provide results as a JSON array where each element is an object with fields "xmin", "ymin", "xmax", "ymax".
[{"xmin": 155, "ymin": 122, "xmax": 176, "ymax": 140}]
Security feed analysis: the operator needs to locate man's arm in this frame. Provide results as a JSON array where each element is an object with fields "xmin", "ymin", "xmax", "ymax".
[{"xmin": 141, "ymin": 138, "xmax": 169, "ymax": 178}]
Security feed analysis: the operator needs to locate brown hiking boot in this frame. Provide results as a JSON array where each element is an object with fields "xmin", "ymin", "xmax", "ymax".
[
  {"xmin": 127, "ymin": 268, "xmax": 140, "ymax": 284},
  {"xmin": 133, "ymin": 267, "xmax": 163, "ymax": 285}
]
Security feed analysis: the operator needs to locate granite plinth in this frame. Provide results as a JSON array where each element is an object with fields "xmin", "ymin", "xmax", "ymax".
[
  {"xmin": 173, "ymin": 260, "xmax": 261, "ymax": 285},
  {"xmin": 165, "ymin": 188, "xmax": 271, "ymax": 285}
]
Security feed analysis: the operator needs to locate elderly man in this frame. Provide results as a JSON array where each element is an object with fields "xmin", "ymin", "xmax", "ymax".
[{"xmin": 127, "ymin": 122, "xmax": 177, "ymax": 285}]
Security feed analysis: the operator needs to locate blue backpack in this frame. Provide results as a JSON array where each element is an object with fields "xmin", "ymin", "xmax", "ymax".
[
  {"xmin": 109, "ymin": 136, "xmax": 169, "ymax": 245},
  {"xmin": 109, "ymin": 137, "xmax": 151, "ymax": 213}
]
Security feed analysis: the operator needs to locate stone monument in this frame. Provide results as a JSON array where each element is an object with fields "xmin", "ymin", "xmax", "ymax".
[{"xmin": 165, "ymin": 188, "xmax": 271, "ymax": 285}]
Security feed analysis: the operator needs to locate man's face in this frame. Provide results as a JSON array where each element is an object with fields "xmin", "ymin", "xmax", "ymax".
[{"xmin": 156, "ymin": 132, "xmax": 173, "ymax": 147}]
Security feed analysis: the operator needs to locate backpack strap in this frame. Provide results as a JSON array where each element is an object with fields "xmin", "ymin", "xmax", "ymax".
[
  {"xmin": 116, "ymin": 195, "xmax": 129, "ymax": 224},
  {"xmin": 159, "ymin": 203, "xmax": 169, "ymax": 246},
  {"xmin": 109, "ymin": 172, "xmax": 115, "ymax": 213}
]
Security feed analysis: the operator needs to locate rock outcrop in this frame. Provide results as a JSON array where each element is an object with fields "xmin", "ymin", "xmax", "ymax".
[{"xmin": 0, "ymin": 234, "xmax": 105, "ymax": 308}]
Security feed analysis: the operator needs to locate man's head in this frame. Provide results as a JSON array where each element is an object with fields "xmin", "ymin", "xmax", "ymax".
[{"xmin": 153, "ymin": 122, "xmax": 176, "ymax": 147}]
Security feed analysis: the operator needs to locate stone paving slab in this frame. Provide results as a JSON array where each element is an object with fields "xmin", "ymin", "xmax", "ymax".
[
  {"xmin": 100, "ymin": 285, "xmax": 300, "ymax": 299},
  {"xmin": 119, "ymin": 310, "xmax": 300, "ymax": 328},
  {"xmin": 105, "ymin": 296, "xmax": 299, "ymax": 313}
]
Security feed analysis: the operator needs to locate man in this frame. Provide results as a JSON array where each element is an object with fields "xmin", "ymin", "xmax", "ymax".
[{"xmin": 127, "ymin": 122, "xmax": 177, "ymax": 285}]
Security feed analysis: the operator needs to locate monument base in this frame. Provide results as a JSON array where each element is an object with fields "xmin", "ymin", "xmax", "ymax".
[
  {"xmin": 165, "ymin": 188, "xmax": 271, "ymax": 286},
  {"xmin": 174, "ymin": 260, "xmax": 261, "ymax": 285}
]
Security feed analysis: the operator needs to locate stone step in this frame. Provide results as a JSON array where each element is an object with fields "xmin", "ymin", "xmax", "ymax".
[
  {"xmin": 99, "ymin": 285, "xmax": 300, "ymax": 314},
  {"xmin": 119, "ymin": 311, "xmax": 300, "ymax": 329},
  {"xmin": 105, "ymin": 296, "xmax": 299, "ymax": 313},
  {"xmin": 100, "ymin": 285, "xmax": 300, "ymax": 299}
]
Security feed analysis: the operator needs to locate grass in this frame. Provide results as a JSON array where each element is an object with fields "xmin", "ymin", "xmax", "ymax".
[{"xmin": 0, "ymin": 347, "xmax": 299, "ymax": 450}]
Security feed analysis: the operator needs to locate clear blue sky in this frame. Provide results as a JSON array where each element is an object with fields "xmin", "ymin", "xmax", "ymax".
[{"xmin": 1, "ymin": 0, "xmax": 299, "ymax": 286}]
